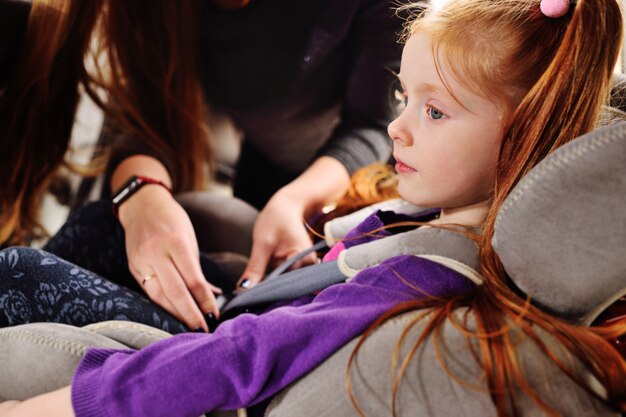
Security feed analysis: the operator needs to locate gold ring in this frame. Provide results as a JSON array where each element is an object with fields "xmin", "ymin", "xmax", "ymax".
[{"xmin": 142, "ymin": 274, "xmax": 156, "ymax": 286}]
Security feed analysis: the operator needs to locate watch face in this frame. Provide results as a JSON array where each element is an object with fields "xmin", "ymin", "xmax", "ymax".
[{"xmin": 111, "ymin": 176, "xmax": 171, "ymax": 214}]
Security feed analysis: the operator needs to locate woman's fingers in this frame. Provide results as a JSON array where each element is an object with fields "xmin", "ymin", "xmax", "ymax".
[
  {"xmin": 170, "ymin": 242, "xmax": 222, "ymax": 318},
  {"xmin": 138, "ymin": 270, "xmax": 186, "ymax": 323},
  {"xmin": 132, "ymin": 245, "xmax": 224, "ymax": 332},
  {"xmin": 151, "ymin": 259, "xmax": 209, "ymax": 332},
  {"xmin": 132, "ymin": 262, "xmax": 187, "ymax": 324}
]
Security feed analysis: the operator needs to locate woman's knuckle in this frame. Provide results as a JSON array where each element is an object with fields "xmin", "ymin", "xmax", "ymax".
[
  {"xmin": 167, "ymin": 286, "xmax": 187, "ymax": 299},
  {"xmin": 187, "ymin": 280, "xmax": 206, "ymax": 294}
]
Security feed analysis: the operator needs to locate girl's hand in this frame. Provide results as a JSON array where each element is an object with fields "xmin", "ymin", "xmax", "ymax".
[
  {"xmin": 238, "ymin": 189, "xmax": 316, "ymax": 287},
  {"xmin": 119, "ymin": 185, "xmax": 222, "ymax": 332},
  {"xmin": 0, "ymin": 387, "xmax": 73, "ymax": 416}
]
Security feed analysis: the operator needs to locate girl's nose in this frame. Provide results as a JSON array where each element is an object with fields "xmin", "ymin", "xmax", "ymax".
[{"xmin": 387, "ymin": 115, "xmax": 412, "ymax": 146}]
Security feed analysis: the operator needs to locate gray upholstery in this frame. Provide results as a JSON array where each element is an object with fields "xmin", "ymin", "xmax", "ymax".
[
  {"xmin": 177, "ymin": 191, "xmax": 258, "ymax": 258},
  {"xmin": 177, "ymin": 191, "xmax": 256, "ymax": 282},
  {"xmin": 0, "ymin": 322, "xmax": 141, "ymax": 401},
  {"xmin": 493, "ymin": 121, "xmax": 626, "ymax": 325}
]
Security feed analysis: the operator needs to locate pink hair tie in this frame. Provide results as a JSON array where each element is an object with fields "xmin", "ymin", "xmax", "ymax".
[{"xmin": 540, "ymin": 0, "xmax": 570, "ymax": 18}]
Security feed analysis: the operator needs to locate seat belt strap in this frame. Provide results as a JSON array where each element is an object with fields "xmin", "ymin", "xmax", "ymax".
[{"xmin": 221, "ymin": 260, "xmax": 344, "ymax": 317}]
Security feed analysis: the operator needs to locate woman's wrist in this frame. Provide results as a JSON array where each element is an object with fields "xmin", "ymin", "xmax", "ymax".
[
  {"xmin": 273, "ymin": 183, "xmax": 321, "ymax": 217},
  {"xmin": 110, "ymin": 155, "xmax": 176, "ymax": 227},
  {"xmin": 111, "ymin": 175, "xmax": 172, "ymax": 217},
  {"xmin": 117, "ymin": 184, "xmax": 175, "ymax": 226},
  {"xmin": 278, "ymin": 158, "xmax": 351, "ymax": 217}
]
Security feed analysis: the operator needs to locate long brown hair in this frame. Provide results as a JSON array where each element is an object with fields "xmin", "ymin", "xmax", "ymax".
[
  {"xmin": 0, "ymin": 0, "xmax": 213, "ymax": 246},
  {"xmin": 349, "ymin": 1, "xmax": 626, "ymax": 415},
  {"xmin": 92, "ymin": 0, "xmax": 212, "ymax": 192},
  {"xmin": 0, "ymin": 0, "xmax": 102, "ymax": 246}
]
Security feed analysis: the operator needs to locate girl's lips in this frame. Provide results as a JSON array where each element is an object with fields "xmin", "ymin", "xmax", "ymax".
[{"xmin": 394, "ymin": 157, "xmax": 417, "ymax": 174}]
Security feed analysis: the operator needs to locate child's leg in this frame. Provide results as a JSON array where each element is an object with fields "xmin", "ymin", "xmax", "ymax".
[{"xmin": 0, "ymin": 247, "xmax": 188, "ymax": 333}]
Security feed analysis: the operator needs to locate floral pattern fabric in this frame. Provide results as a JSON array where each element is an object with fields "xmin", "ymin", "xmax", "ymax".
[
  {"xmin": 0, "ymin": 246, "xmax": 188, "ymax": 333},
  {"xmin": 0, "ymin": 200, "xmax": 241, "ymax": 333}
]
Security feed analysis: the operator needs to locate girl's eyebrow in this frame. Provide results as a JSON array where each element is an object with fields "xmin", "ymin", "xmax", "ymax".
[
  {"xmin": 396, "ymin": 71, "xmax": 448, "ymax": 98},
  {"xmin": 416, "ymin": 82, "xmax": 447, "ymax": 96},
  {"xmin": 396, "ymin": 70, "xmax": 473, "ymax": 112}
]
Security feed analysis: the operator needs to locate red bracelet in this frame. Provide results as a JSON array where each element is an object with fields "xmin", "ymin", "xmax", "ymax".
[{"xmin": 111, "ymin": 175, "xmax": 172, "ymax": 217}]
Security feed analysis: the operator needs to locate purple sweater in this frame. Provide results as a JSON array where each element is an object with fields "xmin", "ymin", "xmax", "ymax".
[{"xmin": 71, "ymin": 212, "xmax": 475, "ymax": 417}]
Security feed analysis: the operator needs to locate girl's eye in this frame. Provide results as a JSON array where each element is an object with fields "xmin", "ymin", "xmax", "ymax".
[{"xmin": 427, "ymin": 106, "xmax": 445, "ymax": 120}]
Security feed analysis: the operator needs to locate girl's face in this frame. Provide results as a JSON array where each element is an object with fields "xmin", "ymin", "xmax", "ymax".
[{"xmin": 388, "ymin": 32, "xmax": 506, "ymax": 223}]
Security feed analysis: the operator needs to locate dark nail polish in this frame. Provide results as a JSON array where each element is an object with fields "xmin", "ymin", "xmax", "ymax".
[
  {"xmin": 239, "ymin": 278, "xmax": 251, "ymax": 289},
  {"xmin": 193, "ymin": 327, "xmax": 204, "ymax": 333},
  {"xmin": 205, "ymin": 313, "xmax": 219, "ymax": 332}
]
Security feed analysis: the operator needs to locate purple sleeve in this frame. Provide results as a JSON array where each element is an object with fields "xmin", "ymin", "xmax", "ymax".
[{"xmin": 71, "ymin": 256, "xmax": 474, "ymax": 417}]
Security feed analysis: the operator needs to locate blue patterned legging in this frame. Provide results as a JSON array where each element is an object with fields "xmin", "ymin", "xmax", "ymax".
[{"xmin": 0, "ymin": 201, "xmax": 235, "ymax": 334}]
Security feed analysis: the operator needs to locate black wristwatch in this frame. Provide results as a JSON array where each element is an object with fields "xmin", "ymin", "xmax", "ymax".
[{"xmin": 111, "ymin": 175, "xmax": 172, "ymax": 217}]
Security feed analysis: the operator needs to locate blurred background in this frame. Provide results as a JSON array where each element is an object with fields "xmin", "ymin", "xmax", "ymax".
[{"xmin": 37, "ymin": 0, "xmax": 626, "ymax": 242}]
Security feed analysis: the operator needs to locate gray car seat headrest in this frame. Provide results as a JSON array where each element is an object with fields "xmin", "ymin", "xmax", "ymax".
[{"xmin": 493, "ymin": 121, "xmax": 626, "ymax": 325}]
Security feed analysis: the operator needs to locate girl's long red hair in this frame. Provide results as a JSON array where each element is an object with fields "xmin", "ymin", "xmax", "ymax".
[{"xmin": 349, "ymin": 1, "xmax": 626, "ymax": 415}]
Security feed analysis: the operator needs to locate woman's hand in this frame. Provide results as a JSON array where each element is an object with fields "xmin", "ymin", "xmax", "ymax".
[
  {"xmin": 238, "ymin": 156, "xmax": 351, "ymax": 288},
  {"xmin": 112, "ymin": 155, "xmax": 220, "ymax": 332},
  {"xmin": 0, "ymin": 387, "xmax": 73, "ymax": 416},
  {"xmin": 119, "ymin": 186, "xmax": 221, "ymax": 332},
  {"xmin": 239, "ymin": 189, "xmax": 317, "ymax": 287}
]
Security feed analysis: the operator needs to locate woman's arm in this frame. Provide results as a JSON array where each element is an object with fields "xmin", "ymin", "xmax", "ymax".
[{"xmin": 111, "ymin": 155, "xmax": 222, "ymax": 332}]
